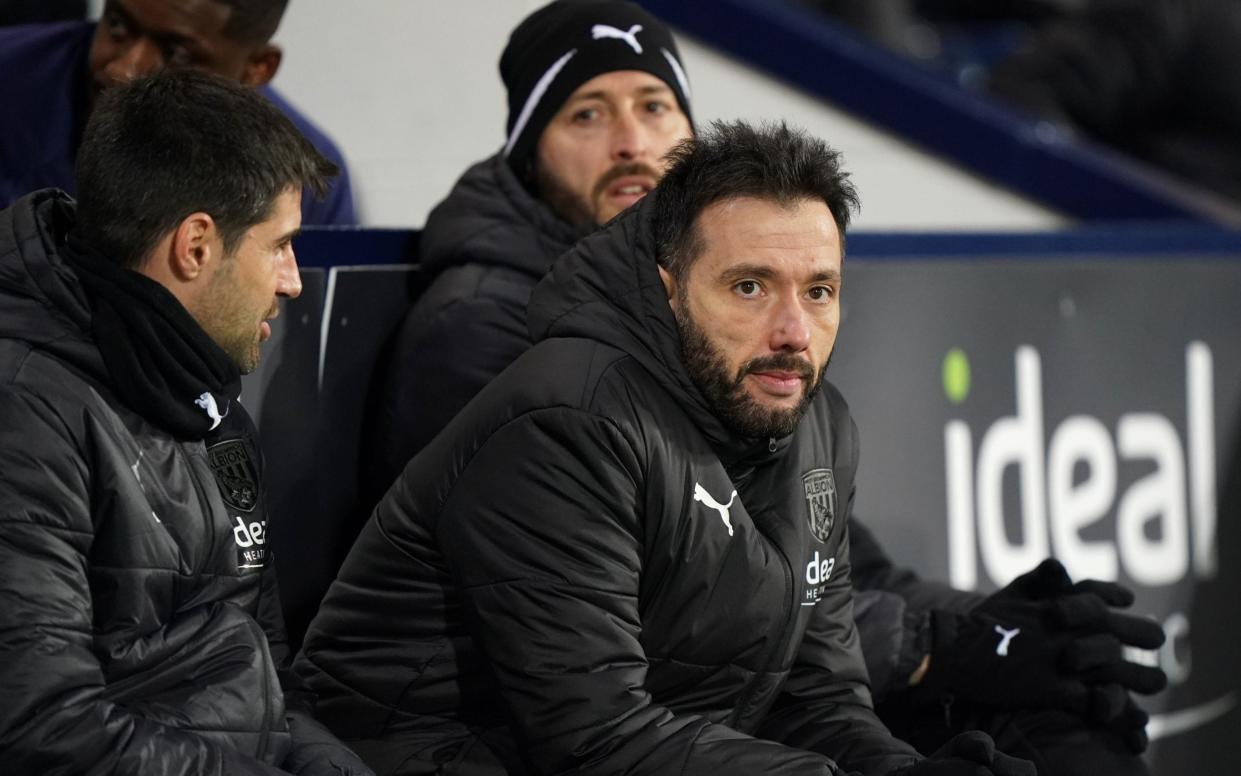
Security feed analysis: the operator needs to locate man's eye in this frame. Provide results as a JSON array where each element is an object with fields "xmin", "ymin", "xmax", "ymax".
[
  {"xmin": 645, "ymin": 100, "xmax": 669, "ymax": 114},
  {"xmin": 103, "ymin": 12, "xmax": 130, "ymax": 38},
  {"xmin": 735, "ymin": 280, "xmax": 761, "ymax": 297},
  {"xmin": 572, "ymin": 108, "xmax": 599, "ymax": 124},
  {"xmin": 808, "ymin": 286, "xmax": 835, "ymax": 301},
  {"xmin": 165, "ymin": 46, "xmax": 193, "ymax": 67}
]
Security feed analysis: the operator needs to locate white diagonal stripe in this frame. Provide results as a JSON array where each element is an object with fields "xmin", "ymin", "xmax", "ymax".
[
  {"xmin": 661, "ymin": 47, "xmax": 691, "ymax": 100},
  {"xmin": 504, "ymin": 49, "xmax": 577, "ymax": 158}
]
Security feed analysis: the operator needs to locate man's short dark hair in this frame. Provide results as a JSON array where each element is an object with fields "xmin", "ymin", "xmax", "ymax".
[
  {"xmin": 652, "ymin": 120, "xmax": 859, "ymax": 281},
  {"xmin": 75, "ymin": 68, "xmax": 336, "ymax": 269},
  {"xmin": 217, "ymin": 0, "xmax": 289, "ymax": 44}
]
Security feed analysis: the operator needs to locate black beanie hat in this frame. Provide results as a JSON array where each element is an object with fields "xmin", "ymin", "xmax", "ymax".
[{"xmin": 500, "ymin": 0, "xmax": 693, "ymax": 177}]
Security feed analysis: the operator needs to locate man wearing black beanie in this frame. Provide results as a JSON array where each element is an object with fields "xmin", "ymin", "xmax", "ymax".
[{"xmin": 364, "ymin": 0, "xmax": 695, "ymax": 503}]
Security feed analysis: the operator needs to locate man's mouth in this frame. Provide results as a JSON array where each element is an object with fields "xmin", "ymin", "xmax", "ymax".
[
  {"xmin": 742, "ymin": 356, "xmax": 815, "ymax": 399},
  {"xmin": 749, "ymin": 371, "xmax": 805, "ymax": 397},
  {"xmin": 593, "ymin": 163, "xmax": 662, "ymax": 203},
  {"xmin": 606, "ymin": 176, "xmax": 655, "ymax": 200},
  {"xmin": 260, "ymin": 305, "xmax": 280, "ymax": 342}
]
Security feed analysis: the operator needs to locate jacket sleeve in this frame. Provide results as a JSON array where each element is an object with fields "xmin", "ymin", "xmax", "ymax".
[
  {"xmin": 0, "ymin": 385, "xmax": 290, "ymax": 776},
  {"xmin": 260, "ymin": 560, "xmax": 373, "ymax": 776},
  {"xmin": 439, "ymin": 408, "xmax": 853, "ymax": 776},
  {"xmin": 849, "ymin": 519, "xmax": 983, "ymax": 702}
]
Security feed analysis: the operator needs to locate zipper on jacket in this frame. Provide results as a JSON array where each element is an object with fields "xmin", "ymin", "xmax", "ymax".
[
  {"xmin": 939, "ymin": 692, "xmax": 956, "ymax": 731},
  {"xmin": 725, "ymin": 530, "xmax": 796, "ymax": 731}
]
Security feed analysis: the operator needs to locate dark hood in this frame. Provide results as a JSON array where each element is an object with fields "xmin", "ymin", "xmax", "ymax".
[
  {"xmin": 528, "ymin": 194, "xmax": 789, "ymax": 468},
  {"xmin": 419, "ymin": 152, "xmax": 589, "ymax": 279},
  {"xmin": 0, "ymin": 189, "xmax": 102, "ymax": 378}
]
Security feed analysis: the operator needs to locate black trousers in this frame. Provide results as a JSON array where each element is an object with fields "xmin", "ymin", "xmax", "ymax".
[{"xmin": 877, "ymin": 699, "xmax": 1150, "ymax": 776}]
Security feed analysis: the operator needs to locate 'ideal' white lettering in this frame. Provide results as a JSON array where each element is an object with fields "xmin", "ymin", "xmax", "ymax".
[{"xmin": 946, "ymin": 343, "xmax": 1216, "ymax": 589}]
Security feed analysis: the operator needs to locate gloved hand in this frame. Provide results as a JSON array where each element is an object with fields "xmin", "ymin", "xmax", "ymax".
[
  {"xmin": 921, "ymin": 560, "xmax": 1166, "ymax": 746},
  {"xmin": 1105, "ymin": 693, "xmax": 1152, "ymax": 754},
  {"xmin": 892, "ymin": 731, "xmax": 1035, "ymax": 776},
  {"xmin": 283, "ymin": 710, "xmax": 376, "ymax": 776}
]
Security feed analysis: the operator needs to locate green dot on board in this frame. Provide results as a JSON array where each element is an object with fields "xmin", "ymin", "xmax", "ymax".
[{"xmin": 943, "ymin": 349, "xmax": 971, "ymax": 404}]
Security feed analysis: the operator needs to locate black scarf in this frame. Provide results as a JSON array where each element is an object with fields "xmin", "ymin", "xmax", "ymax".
[{"xmin": 60, "ymin": 234, "xmax": 241, "ymax": 441}]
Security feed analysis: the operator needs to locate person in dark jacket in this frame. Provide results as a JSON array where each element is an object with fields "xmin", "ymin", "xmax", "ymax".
[
  {"xmin": 369, "ymin": 0, "xmax": 694, "ymax": 495},
  {"xmin": 0, "ymin": 0, "xmax": 355, "ymax": 225},
  {"xmin": 297, "ymin": 120, "xmax": 1034, "ymax": 776},
  {"xmin": 985, "ymin": 0, "xmax": 1241, "ymax": 205},
  {"xmin": 354, "ymin": 3, "xmax": 1164, "ymax": 773},
  {"xmin": 0, "ymin": 69, "xmax": 371, "ymax": 775}
]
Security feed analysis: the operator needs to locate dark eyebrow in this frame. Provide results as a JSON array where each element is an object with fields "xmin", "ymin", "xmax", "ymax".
[
  {"xmin": 150, "ymin": 30, "xmax": 195, "ymax": 51},
  {"xmin": 106, "ymin": 0, "xmax": 200, "ymax": 50},
  {"xmin": 566, "ymin": 84, "xmax": 674, "ymax": 105},
  {"xmin": 103, "ymin": 0, "xmax": 137, "ymax": 27},
  {"xmin": 807, "ymin": 269, "xmax": 842, "ymax": 284},
  {"xmin": 720, "ymin": 264, "xmax": 841, "ymax": 284},
  {"xmin": 719, "ymin": 264, "xmax": 777, "ymax": 284},
  {"xmin": 275, "ymin": 228, "xmax": 301, "ymax": 247}
]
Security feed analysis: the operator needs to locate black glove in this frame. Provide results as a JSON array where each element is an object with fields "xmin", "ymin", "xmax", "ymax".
[
  {"xmin": 1105, "ymin": 693, "xmax": 1152, "ymax": 754},
  {"xmin": 922, "ymin": 560, "xmax": 1165, "ymax": 731},
  {"xmin": 283, "ymin": 710, "xmax": 376, "ymax": 776},
  {"xmin": 892, "ymin": 731, "xmax": 1035, "ymax": 776}
]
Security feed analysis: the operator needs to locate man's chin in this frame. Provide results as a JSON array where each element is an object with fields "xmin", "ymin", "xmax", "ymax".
[
  {"xmin": 597, "ymin": 194, "xmax": 647, "ymax": 224},
  {"xmin": 593, "ymin": 203, "xmax": 622, "ymax": 226}
]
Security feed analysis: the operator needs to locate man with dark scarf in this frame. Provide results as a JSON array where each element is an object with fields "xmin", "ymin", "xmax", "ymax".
[{"xmin": 0, "ymin": 69, "xmax": 371, "ymax": 775}]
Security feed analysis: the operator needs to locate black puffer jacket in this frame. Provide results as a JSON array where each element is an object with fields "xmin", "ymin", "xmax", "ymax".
[
  {"xmin": 848, "ymin": 524, "xmax": 984, "ymax": 700},
  {"xmin": 372, "ymin": 154, "xmax": 972, "ymax": 708},
  {"xmin": 0, "ymin": 191, "xmax": 362, "ymax": 775},
  {"xmin": 371, "ymin": 153, "xmax": 587, "ymax": 492},
  {"xmin": 298, "ymin": 197, "xmax": 921, "ymax": 775}
]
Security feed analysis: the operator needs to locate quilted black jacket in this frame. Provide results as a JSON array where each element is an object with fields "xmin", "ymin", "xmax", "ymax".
[
  {"xmin": 0, "ymin": 191, "xmax": 355, "ymax": 775},
  {"xmin": 298, "ymin": 197, "xmax": 921, "ymax": 775}
]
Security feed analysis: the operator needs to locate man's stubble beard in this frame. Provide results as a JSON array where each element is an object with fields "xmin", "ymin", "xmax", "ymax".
[
  {"xmin": 196, "ymin": 260, "xmax": 269, "ymax": 375},
  {"xmin": 676, "ymin": 294, "xmax": 828, "ymax": 439},
  {"xmin": 533, "ymin": 160, "xmax": 662, "ymax": 227}
]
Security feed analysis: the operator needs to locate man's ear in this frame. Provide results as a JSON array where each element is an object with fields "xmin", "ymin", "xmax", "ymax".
[
  {"xmin": 169, "ymin": 212, "xmax": 219, "ymax": 281},
  {"xmin": 241, "ymin": 44, "xmax": 282, "ymax": 87},
  {"xmin": 658, "ymin": 264, "xmax": 678, "ymax": 314}
]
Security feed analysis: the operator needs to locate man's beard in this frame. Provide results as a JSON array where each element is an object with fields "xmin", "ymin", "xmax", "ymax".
[
  {"xmin": 533, "ymin": 161, "xmax": 661, "ymax": 227},
  {"xmin": 677, "ymin": 303, "xmax": 827, "ymax": 439}
]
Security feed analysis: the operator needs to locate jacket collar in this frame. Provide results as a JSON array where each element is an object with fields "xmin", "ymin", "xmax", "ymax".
[{"xmin": 419, "ymin": 152, "xmax": 591, "ymax": 280}]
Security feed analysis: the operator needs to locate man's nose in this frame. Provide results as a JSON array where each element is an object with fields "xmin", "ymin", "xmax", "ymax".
[
  {"xmin": 768, "ymin": 300, "xmax": 811, "ymax": 352},
  {"xmin": 103, "ymin": 38, "xmax": 164, "ymax": 83},
  {"xmin": 278, "ymin": 251, "xmax": 303, "ymax": 299},
  {"xmin": 611, "ymin": 111, "xmax": 649, "ymax": 162}
]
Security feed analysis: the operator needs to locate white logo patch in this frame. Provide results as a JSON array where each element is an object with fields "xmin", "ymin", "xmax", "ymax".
[
  {"xmin": 592, "ymin": 23, "xmax": 644, "ymax": 54},
  {"xmin": 694, "ymin": 482, "xmax": 737, "ymax": 536},
  {"xmin": 994, "ymin": 625, "xmax": 1021, "ymax": 656},
  {"xmin": 194, "ymin": 391, "xmax": 228, "ymax": 430},
  {"xmin": 233, "ymin": 516, "xmax": 267, "ymax": 569}
]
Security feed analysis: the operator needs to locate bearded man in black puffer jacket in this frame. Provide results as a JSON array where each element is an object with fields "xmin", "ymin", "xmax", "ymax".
[
  {"xmin": 0, "ymin": 70, "xmax": 370, "ymax": 776},
  {"xmin": 296, "ymin": 121, "xmax": 1035, "ymax": 776}
]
